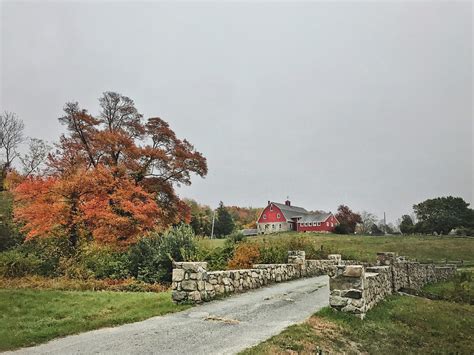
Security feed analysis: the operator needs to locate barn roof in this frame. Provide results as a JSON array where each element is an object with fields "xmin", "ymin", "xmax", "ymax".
[
  {"xmin": 272, "ymin": 202, "xmax": 308, "ymax": 220},
  {"xmin": 298, "ymin": 212, "xmax": 332, "ymax": 223}
]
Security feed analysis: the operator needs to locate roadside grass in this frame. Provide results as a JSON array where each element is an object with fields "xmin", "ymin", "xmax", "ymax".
[
  {"xmin": 242, "ymin": 295, "xmax": 474, "ymax": 354},
  {"xmin": 0, "ymin": 289, "xmax": 190, "ymax": 351},
  {"xmin": 0, "ymin": 276, "xmax": 168, "ymax": 292},
  {"xmin": 240, "ymin": 233, "xmax": 474, "ymax": 265},
  {"xmin": 423, "ymin": 269, "xmax": 473, "ymax": 304}
]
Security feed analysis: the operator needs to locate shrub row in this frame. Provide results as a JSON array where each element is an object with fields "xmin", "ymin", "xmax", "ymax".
[
  {"xmin": 0, "ymin": 224, "xmax": 198, "ymax": 283},
  {"xmin": 1, "ymin": 227, "xmax": 337, "ymax": 284},
  {"xmin": 226, "ymin": 234, "xmax": 331, "ymax": 269}
]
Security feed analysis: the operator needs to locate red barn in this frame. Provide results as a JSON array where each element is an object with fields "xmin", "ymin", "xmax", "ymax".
[{"xmin": 256, "ymin": 200, "xmax": 338, "ymax": 234}]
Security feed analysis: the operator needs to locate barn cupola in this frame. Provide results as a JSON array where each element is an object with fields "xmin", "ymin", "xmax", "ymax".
[{"xmin": 285, "ymin": 200, "xmax": 291, "ymax": 206}]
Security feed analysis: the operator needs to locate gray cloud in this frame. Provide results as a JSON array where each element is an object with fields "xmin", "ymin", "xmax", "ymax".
[{"xmin": 1, "ymin": 1, "xmax": 472, "ymax": 223}]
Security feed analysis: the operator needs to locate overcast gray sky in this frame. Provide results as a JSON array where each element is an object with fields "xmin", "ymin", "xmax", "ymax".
[{"xmin": 1, "ymin": 1, "xmax": 472, "ymax": 223}]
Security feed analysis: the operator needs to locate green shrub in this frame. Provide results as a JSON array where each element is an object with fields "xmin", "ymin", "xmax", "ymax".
[
  {"xmin": 18, "ymin": 237, "xmax": 71, "ymax": 277},
  {"xmin": 255, "ymin": 235, "xmax": 328, "ymax": 264},
  {"xmin": 196, "ymin": 238, "xmax": 236, "ymax": 271},
  {"xmin": 0, "ymin": 192, "xmax": 23, "ymax": 251},
  {"xmin": 227, "ymin": 231, "xmax": 245, "ymax": 244},
  {"xmin": 455, "ymin": 227, "xmax": 474, "ymax": 237},
  {"xmin": 257, "ymin": 241, "xmax": 287, "ymax": 264},
  {"xmin": 334, "ymin": 224, "xmax": 349, "ymax": 234},
  {"xmin": 128, "ymin": 224, "xmax": 197, "ymax": 283},
  {"xmin": 0, "ymin": 250, "xmax": 42, "ymax": 277},
  {"xmin": 75, "ymin": 245, "xmax": 130, "ymax": 280}
]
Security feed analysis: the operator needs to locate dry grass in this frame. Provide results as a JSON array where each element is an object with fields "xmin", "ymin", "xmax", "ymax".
[
  {"xmin": 0, "ymin": 275, "xmax": 168, "ymax": 292},
  {"xmin": 242, "ymin": 296, "xmax": 474, "ymax": 354}
]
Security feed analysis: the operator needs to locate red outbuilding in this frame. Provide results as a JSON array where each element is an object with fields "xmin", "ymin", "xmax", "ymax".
[{"xmin": 256, "ymin": 200, "xmax": 338, "ymax": 234}]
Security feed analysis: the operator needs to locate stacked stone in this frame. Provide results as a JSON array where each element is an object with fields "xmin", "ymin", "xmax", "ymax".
[
  {"xmin": 305, "ymin": 260, "xmax": 338, "ymax": 277},
  {"xmin": 329, "ymin": 265, "xmax": 367, "ymax": 318},
  {"xmin": 376, "ymin": 252, "xmax": 396, "ymax": 266},
  {"xmin": 328, "ymin": 254, "xmax": 342, "ymax": 264},
  {"xmin": 330, "ymin": 252, "xmax": 458, "ymax": 318},
  {"xmin": 288, "ymin": 250, "xmax": 306, "ymax": 265},
  {"xmin": 434, "ymin": 265, "xmax": 457, "ymax": 281},
  {"xmin": 172, "ymin": 250, "xmax": 349, "ymax": 304},
  {"xmin": 253, "ymin": 264, "xmax": 302, "ymax": 281},
  {"xmin": 172, "ymin": 262, "xmax": 208, "ymax": 303},
  {"xmin": 364, "ymin": 266, "xmax": 393, "ymax": 310}
]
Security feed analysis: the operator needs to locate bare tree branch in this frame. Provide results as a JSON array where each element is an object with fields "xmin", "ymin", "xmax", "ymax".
[
  {"xmin": 0, "ymin": 111, "xmax": 24, "ymax": 167},
  {"xmin": 20, "ymin": 138, "xmax": 52, "ymax": 177}
]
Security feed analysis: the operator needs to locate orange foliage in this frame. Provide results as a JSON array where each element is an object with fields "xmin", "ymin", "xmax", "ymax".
[
  {"xmin": 227, "ymin": 243, "xmax": 260, "ymax": 269},
  {"xmin": 4, "ymin": 170, "xmax": 25, "ymax": 190},
  {"xmin": 13, "ymin": 92, "xmax": 207, "ymax": 247},
  {"xmin": 227, "ymin": 206, "xmax": 262, "ymax": 229},
  {"xmin": 14, "ymin": 167, "xmax": 161, "ymax": 247}
]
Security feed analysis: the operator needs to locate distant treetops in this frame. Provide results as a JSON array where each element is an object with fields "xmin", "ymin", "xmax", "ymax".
[
  {"xmin": 11, "ymin": 92, "xmax": 207, "ymax": 248},
  {"xmin": 408, "ymin": 196, "xmax": 474, "ymax": 235}
]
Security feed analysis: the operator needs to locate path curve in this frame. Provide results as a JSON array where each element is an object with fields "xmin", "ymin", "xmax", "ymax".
[{"xmin": 10, "ymin": 275, "xmax": 329, "ymax": 355}]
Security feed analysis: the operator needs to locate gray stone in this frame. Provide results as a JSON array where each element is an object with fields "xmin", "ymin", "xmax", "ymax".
[
  {"xmin": 343, "ymin": 265, "xmax": 364, "ymax": 278},
  {"xmin": 181, "ymin": 280, "xmax": 197, "ymax": 291},
  {"xmin": 188, "ymin": 291, "xmax": 202, "ymax": 302},
  {"xmin": 342, "ymin": 304, "xmax": 364, "ymax": 314},
  {"xmin": 172, "ymin": 291, "xmax": 187, "ymax": 302},
  {"xmin": 329, "ymin": 295, "xmax": 348, "ymax": 307},
  {"xmin": 172, "ymin": 269, "xmax": 185, "ymax": 282},
  {"xmin": 342, "ymin": 289, "xmax": 363, "ymax": 299}
]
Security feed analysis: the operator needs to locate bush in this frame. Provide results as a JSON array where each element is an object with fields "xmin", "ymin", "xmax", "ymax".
[
  {"xmin": 18, "ymin": 236, "xmax": 72, "ymax": 277},
  {"xmin": 128, "ymin": 224, "xmax": 197, "ymax": 283},
  {"xmin": 74, "ymin": 245, "xmax": 130, "ymax": 280},
  {"xmin": 227, "ymin": 231, "xmax": 245, "ymax": 244},
  {"xmin": 227, "ymin": 242, "xmax": 260, "ymax": 269},
  {"xmin": 334, "ymin": 224, "xmax": 349, "ymax": 234},
  {"xmin": 257, "ymin": 242, "xmax": 287, "ymax": 264},
  {"xmin": 455, "ymin": 227, "xmax": 474, "ymax": 237},
  {"xmin": 0, "ymin": 250, "xmax": 42, "ymax": 278},
  {"xmin": 0, "ymin": 192, "xmax": 23, "ymax": 251},
  {"xmin": 195, "ymin": 238, "xmax": 236, "ymax": 271}
]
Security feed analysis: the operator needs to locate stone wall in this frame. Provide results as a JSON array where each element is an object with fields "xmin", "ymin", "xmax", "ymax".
[
  {"xmin": 172, "ymin": 251, "xmax": 342, "ymax": 304},
  {"xmin": 329, "ymin": 252, "xmax": 457, "ymax": 318}
]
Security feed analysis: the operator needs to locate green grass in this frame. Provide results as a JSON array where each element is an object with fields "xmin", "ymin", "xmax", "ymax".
[
  {"xmin": 423, "ymin": 270, "xmax": 473, "ymax": 304},
  {"xmin": 244, "ymin": 232, "xmax": 474, "ymax": 264},
  {"xmin": 0, "ymin": 289, "xmax": 190, "ymax": 351},
  {"xmin": 242, "ymin": 296, "xmax": 474, "ymax": 354}
]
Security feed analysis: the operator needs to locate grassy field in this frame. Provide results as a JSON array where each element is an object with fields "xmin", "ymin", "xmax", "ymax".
[
  {"xmin": 242, "ymin": 296, "xmax": 474, "ymax": 354},
  {"xmin": 206, "ymin": 232, "xmax": 474, "ymax": 265},
  {"xmin": 0, "ymin": 289, "xmax": 189, "ymax": 351}
]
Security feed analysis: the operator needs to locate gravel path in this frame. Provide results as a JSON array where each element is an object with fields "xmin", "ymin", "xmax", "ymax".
[{"xmin": 10, "ymin": 275, "xmax": 329, "ymax": 355}]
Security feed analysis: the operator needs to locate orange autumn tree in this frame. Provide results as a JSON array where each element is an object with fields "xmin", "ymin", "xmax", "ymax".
[{"xmin": 14, "ymin": 92, "xmax": 207, "ymax": 247}]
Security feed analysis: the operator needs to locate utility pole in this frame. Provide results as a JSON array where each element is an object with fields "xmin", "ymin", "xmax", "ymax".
[
  {"xmin": 383, "ymin": 212, "xmax": 386, "ymax": 234},
  {"xmin": 210, "ymin": 209, "xmax": 216, "ymax": 239}
]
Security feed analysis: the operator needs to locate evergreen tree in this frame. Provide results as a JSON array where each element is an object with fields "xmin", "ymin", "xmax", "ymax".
[{"xmin": 214, "ymin": 201, "xmax": 235, "ymax": 237}]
